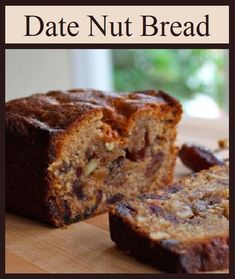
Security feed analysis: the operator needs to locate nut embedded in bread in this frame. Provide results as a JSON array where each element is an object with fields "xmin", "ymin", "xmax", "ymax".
[
  {"xmin": 109, "ymin": 165, "xmax": 229, "ymax": 273},
  {"xmin": 6, "ymin": 89, "xmax": 182, "ymax": 227}
]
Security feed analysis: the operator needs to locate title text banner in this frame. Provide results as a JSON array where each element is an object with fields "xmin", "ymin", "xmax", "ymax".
[{"xmin": 5, "ymin": 6, "xmax": 229, "ymax": 44}]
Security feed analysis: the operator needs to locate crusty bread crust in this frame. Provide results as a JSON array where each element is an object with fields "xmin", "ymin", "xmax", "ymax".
[
  {"xmin": 6, "ymin": 89, "xmax": 182, "ymax": 132},
  {"xmin": 109, "ymin": 165, "xmax": 229, "ymax": 273},
  {"xmin": 6, "ymin": 89, "xmax": 182, "ymax": 227}
]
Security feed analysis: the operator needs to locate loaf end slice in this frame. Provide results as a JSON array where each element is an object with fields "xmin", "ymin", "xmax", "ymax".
[{"xmin": 109, "ymin": 165, "xmax": 229, "ymax": 273}]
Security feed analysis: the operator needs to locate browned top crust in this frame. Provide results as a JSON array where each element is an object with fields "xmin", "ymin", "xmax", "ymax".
[{"xmin": 6, "ymin": 89, "xmax": 182, "ymax": 133}]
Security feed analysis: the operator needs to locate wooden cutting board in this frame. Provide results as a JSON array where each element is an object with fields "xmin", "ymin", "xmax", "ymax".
[{"xmin": 5, "ymin": 116, "xmax": 229, "ymax": 273}]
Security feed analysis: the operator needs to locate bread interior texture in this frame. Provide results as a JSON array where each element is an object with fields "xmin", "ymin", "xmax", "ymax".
[{"xmin": 48, "ymin": 110, "xmax": 178, "ymax": 224}]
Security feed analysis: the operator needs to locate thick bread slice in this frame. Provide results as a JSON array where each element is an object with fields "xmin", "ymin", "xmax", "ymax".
[{"xmin": 109, "ymin": 165, "xmax": 229, "ymax": 273}]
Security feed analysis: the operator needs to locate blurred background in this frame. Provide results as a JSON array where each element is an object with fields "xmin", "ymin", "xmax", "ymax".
[{"xmin": 6, "ymin": 49, "xmax": 229, "ymax": 119}]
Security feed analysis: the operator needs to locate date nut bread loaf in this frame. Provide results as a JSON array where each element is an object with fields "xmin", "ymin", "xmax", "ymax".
[
  {"xmin": 6, "ymin": 89, "xmax": 182, "ymax": 227},
  {"xmin": 109, "ymin": 165, "xmax": 229, "ymax": 273}
]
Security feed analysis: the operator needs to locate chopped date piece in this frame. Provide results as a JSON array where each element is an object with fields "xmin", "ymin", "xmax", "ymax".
[
  {"xmin": 149, "ymin": 204, "xmax": 164, "ymax": 215},
  {"xmin": 145, "ymin": 151, "xmax": 164, "ymax": 177},
  {"xmin": 140, "ymin": 193, "xmax": 168, "ymax": 200},
  {"xmin": 72, "ymin": 180, "xmax": 85, "ymax": 200},
  {"xmin": 179, "ymin": 143, "xmax": 224, "ymax": 172},
  {"xmin": 166, "ymin": 185, "xmax": 183, "ymax": 194},
  {"xmin": 76, "ymin": 166, "xmax": 83, "ymax": 177},
  {"xmin": 63, "ymin": 200, "xmax": 72, "ymax": 224},
  {"xmin": 126, "ymin": 148, "xmax": 146, "ymax": 161},
  {"xmin": 163, "ymin": 212, "xmax": 179, "ymax": 224},
  {"xmin": 154, "ymin": 135, "xmax": 167, "ymax": 144},
  {"xmin": 145, "ymin": 129, "xmax": 151, "ymax": 146},
  {"xmin": 126, "ymin": 129, "xmax": 150, "ymax": 161},
  {"xmin": 148, "ymin": 204, "xmax": 179, "ymax": 223},
  {"xmin": 106, "ymin": 193, "xmax": 124, "ymax": 204},
  {"xmin": 105, "ymin": 156, "xmax": 126, "ymax": 185},
  {"xmin": 95, "ymin": 189, "xmax": 103, "ymax": 204}
]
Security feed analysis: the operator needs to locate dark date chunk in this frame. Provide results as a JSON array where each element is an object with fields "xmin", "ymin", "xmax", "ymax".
[
  {"xmin": 126, "ymin": 148, "xmax": 146, "ymax": 161},
  {"xmin": 139, "ymin": 193, "xmax": 168, "ymax": 201},
  {"xmin": 105, "ymin": 156, "xmax": 126, "ymax": 185},
  {"xmin": 63, "ymin": 200, "xmax": 72, "ymax": 224},
  {"xmin": 72, "ymin": 180, "xmax": 85, "ymax": 200},
  {"xmin": 145, "ymin": 151, "xmax": 164, "ymax": 177},
  {"xmin": 166, "ymin": 184, "xmax": 182, "ymax": 194},
  {"xmin": 76, "ymin": 166, "xmax": 83, "ymax": 177},
  {"xmin": 149, "ymin": 204, "xmax": 164, "ymax": 215},
  {"xmin": 126, "ymin": 130, "xmax": 150, "ymax": 161},
  {"xmin": 106, "ymin": 193, "xmax": 124, "ymax": 204},
  {"xmin": 179, "ymin": 143, "xmax": 224, "ymax": 172},
  {"xmin": 148, "ymin": 204, "xmax": 179, "ymax": 224}
]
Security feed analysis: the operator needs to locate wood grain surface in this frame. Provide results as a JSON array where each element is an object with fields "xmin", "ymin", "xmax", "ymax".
[{"xmin": 5, "ymin": 116, "xmax": 229, "ymax": 273}]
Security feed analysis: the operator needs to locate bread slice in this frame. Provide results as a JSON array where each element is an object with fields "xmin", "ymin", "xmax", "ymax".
[
  {"xmin": 6, "ymin": 89, "xmax": 182, "ymax": 227},
  {"xmin": 109, "ymin": 165, "xmax": 229, "ymax": 273}
]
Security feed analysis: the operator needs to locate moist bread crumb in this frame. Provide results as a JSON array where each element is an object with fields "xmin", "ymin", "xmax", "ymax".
[
  {"xmin": 109, "ymin": 165, "xmax": 229, "ymax": 273},
  {"xmin": 6, "ymin": 88, "xmax": 182, "ymax": 227}
]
